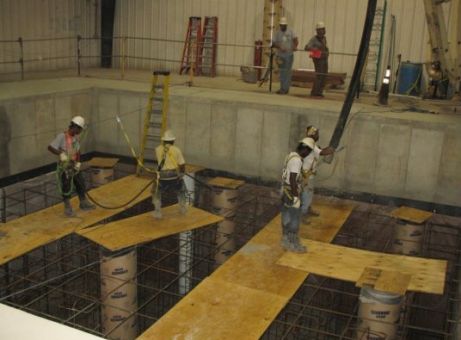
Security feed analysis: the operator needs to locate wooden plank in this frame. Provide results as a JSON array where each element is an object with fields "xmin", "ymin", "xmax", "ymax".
[
  {"xmin": 77, "ymin": 205, "xmax": 223, "ymax": 251},
  {"xmin": 86, "ymin": 157, "xmax": 119, "ymax": 168},
  {"xmin": 277, "ymin": 240, "xmax": 447, "ymax": 295},
  {"xmin": 0, "ymin": 175, "xmax": 151, "ymax": 265},
  {"xmin": 356, "ymin": 267, "xmax": 412, "ymax": 295},
  {"xmin": 185, "ymin": 164, "xmax": 205, "ymax": 174},
  {"xmin": 140, "ymin": 197, "xmax": 355, "ymax": 339},
  {"xmin": 208, "ymin": 177, "xmax": 245, "ymax": 189},
  {"xmin": 138, "ymin": 277, "xmax": 287, "ymax": 340},
  {"xmin": 389, "ymin": 206, "xmax": 433, "ymax": 224}
]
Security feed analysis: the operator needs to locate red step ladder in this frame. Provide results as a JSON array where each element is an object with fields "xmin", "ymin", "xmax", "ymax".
[{"xmin": 180, "ymin": 17, "xmax": 202, "ymax": 75}]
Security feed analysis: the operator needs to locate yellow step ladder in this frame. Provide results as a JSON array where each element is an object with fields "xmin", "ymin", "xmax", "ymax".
[{"xmin": 137, "ymin": 70, "xmax": 170, "ymax": 176}]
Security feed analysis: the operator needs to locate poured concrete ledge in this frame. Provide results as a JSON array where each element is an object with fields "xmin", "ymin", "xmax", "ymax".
[
  {"xmin": 140, "ymin": 197, "xmax": 355, "ymax": 339},
  {"xmin": 1, "ymin": 77, "xmax": 460, "ymax": 207},
  {"xmin": 77, "ymin": 205, "xmax": 223, "ymax": 251},
  {"xmin": 276, "ymin": 240, "xmax": 447, "ymax": 295},
  {"xmin": 0, "ymin": 175, "xmax": 151, "ymax": 265}
]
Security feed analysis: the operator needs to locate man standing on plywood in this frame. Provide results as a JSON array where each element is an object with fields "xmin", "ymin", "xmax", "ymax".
[
  {"xmin": 305, "ymin": 21, "xmax": 329, "ymax": 98},
  {"xmin": 48, "ymin": 116, "xmax": 95, "ymax": 217},
  {"xmin": 281, "ymin": 137, "xmax": 315, "ymax": 253},
  {"xmin": 273, "ymin": 17, "xmax": 299, "ymax": 94},
  {"xmin": 152, "ymin": 130, "xmax": 188, "ymax": 219}
]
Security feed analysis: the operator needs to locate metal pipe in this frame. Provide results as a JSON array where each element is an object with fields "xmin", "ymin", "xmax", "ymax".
[{"xmin": 18, "ymin": 37, "xmax": 24, "ymax": 80}]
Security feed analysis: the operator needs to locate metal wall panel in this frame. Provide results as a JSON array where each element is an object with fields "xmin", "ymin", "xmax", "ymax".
[{"xmin": 0, "ymin": 0, "xmax": 99, "ymax": 75}]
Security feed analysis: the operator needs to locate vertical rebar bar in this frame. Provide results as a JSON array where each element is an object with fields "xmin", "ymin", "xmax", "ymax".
[
  {"xmin": 18, "ymin": 37, "xmax": 24, "ymax": 80},
  {"xmin": 77, "ymin": 35, "xmax": 82, "ymax": 76}
]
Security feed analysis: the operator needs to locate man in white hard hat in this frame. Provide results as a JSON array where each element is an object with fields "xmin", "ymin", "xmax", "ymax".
[
  {"xmin": 304, "ymin": 21, "xmax": 329, "ymax": 98},
  {"xmin": 300, "ymin": 125, "xmax": 335, "ymax": 223},
  {"xmin": 273, "ymin": 17, "xmax": 298, "ymax": 94},
  {"xmin": 152, "ymin": 129, "xmax": 187, "ymax": 219},
  {"xmin": 48, "ymin": 115, "xmax": 95, "ymax": 217},
  {"xmin": 280, "ymin": 137, "xmax": 315, "ymax": 253}
]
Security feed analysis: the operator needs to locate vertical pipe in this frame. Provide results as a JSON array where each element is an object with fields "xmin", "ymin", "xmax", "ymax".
[
  {"xmin": 121, "ymin": 37, "xmax": 126, "ymax": 80},
  {"xmin": 374, "ymin": 0, "xmax": 387, "ymax": 91},
  {"xmin": 77, "ymin": 35, "xmax": 82, "ymax": 76},
  {"xmin": 100, "ymin": 247, "xmax": 138, "ymax": 340},
  {"xmin": 18, "ymin": 37, "xmax": 24, "ymax": 80},
  {"xmin": 178, "ymin": 172, "xmax": 195, "ymax": 296}
]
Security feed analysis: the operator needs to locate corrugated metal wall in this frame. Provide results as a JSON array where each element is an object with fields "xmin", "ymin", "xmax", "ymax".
[
  {"xmin": 0, "ymin": 0, "xmax": 99, "ymax": 75},
  {"xmin": 0, "ymin": 0, "xmax": 453, "ymax": 80},
  {"xmin": 112, "ymin": 0, "xmax": 445, "ymax": 79}
]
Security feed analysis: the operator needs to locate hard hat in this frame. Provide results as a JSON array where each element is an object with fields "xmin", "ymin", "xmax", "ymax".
[
  {"xmin": 306, "ymin": 126, "xmax": 319, "ymax": 138},
  {"xmin": 161, "ymin": 129, "xmax": 176, "ymax": 141},
  {"xmin": 71, "ymin": 115, "xmax": 85, "ymax": 128},
  {"xmin": 300, "ymin": 137, "xmax": 315, "ymax": 149},
  {"xmin": 316, "ymin": 21, "xmax": 325, "ymax": 29},
  {"xmin": 279, "ymin": 17, "xmax": 288, "ymax": 25}
]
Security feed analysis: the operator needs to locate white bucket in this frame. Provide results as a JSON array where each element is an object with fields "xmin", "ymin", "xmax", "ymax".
[
  {"xmin": 91, "ymin": 167, "xmax": 114, "ymax": 187},
  {"xmin": 391, "ymin": 222, "xmax": 424, "ymax": 256}
]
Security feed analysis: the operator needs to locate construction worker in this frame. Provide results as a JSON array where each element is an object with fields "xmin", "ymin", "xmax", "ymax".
[
  {"xmin": 48, "ymin": 115, "xmax": 95, "ymax": 217},
  {"xmin": 300, "ymin": 126, "xmax": 335, "ymax": 223},
  {"xmin": 281, "ymin": 137, "xmax": 315, "ymax": 253},
  {"xmin": 305, "ymin": 21, "xmax": 329, "ymax": 98},
  {"xmin": 152, "ymin": 129, "xmax": 188, "ymax": 219},
  {"xmin": 273, "ymin": 17, "xmax": 298, "ymax": 95}
]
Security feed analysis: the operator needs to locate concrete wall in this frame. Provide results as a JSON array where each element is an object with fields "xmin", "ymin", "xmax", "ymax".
[{"xmin": 1, "ymin": 81, "xmax": 460, "ymax": 208}]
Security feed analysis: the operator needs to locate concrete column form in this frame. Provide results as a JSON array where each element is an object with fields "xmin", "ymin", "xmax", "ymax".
[{"xmin": 100, "ymin": 247, "xmax": 138, "ymax": 340}]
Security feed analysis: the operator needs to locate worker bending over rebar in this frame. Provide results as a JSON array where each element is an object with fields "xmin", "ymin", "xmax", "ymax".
[
  {"xmin": 152, "ymin": 130, "xmax": 188, "ymax": 219},
  {"xmin": 48, "ymin": 116, "xmax": 95, "ymax": 217},
  {"xmin": 281, "ymin": 137, "xmax": 315, "ymax": 253}
]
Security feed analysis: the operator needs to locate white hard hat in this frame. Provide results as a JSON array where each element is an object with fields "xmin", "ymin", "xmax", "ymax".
[
  {"xmin": 316, "ymin": 21, "xmax": 325, "ymax": 29},
  {"xmin": 71, "ymin": 115, "xmax": 85, "ymax": 128},
  {"xmin": 161, "ymin": 129, "xmax": 176, "ymax": 141},
  {"xmin": 279, "ymin": 17, "xmax": 288, "ymax": 25},
  {"xmin": 300, "ymin": 137, "xmax": 315, "ymax": 149}
]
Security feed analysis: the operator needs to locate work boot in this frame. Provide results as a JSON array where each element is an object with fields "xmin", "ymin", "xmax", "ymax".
[
  {"xmin": 288, "ymin": 233, "xmax": 307, "ymax": 254},
  {"xmin": 152, "ymin": 198, "xmax": 162, "ymax": 219},
  {"xmin": 79, "ymin": 198, "xmax": 96, "ymax": 211},
  {"xmin": 280, "ymin": 233, "xmax": 291, "ymax": 251},
  {"xmin": 309, "ymin": 207, "xmax": 320, "ymax": 217},
  {"xmin": 63, "ymin": 199, "xmax": 75, "ymax": 217},
  {"xmin": 302, "ymin": 215, "xmax": 311, "ymax": 225},
  {"xmin": 179, "ymin": 203, "xmax": 188, "ymax": 215},
  {"xmin": 151, "ymin": 209, "xmax": 162, "ymax": 219}
]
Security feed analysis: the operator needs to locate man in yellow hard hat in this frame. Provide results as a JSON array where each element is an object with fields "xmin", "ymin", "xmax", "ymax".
[
  {"xmin": 152, "ymin": 129, "xmax": 188, "ymax": 219},
  {"xmin": 48, "ymin": 115, "xmax": 95, "ymax": 217}
]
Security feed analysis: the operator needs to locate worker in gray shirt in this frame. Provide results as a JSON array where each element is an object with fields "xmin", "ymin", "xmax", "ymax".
[
  {"xmin": 273, "ymin": 17, "xmax": 298, "ymax": 94},
  {"xmin": 305, "ymin": 21, "xmax": 329, "ymax": 97},
  {"xmin": 48, "ymin": 116, "xmax": 95, "ymax": 217}
]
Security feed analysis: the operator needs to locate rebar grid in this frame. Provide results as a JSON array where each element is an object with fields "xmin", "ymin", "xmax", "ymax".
[
  {"xmin": 0, "ymin": 174, "xmax": 281, "ymax": 338},
  {"xmin": 262, "ymin": 201, "xmax": 461, "ymax": 340}
]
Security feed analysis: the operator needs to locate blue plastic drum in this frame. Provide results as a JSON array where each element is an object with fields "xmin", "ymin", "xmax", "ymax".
[{"xmin": 397, "ymin": 62, "xmax": 422, "ymax": 96}]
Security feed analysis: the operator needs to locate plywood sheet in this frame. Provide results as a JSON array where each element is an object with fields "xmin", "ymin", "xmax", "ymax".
[
  {"xmin": 208, "ymin": 177, "xmax": 245, "ymax": 189},
  {"xmin": 138, "ymin": 197, "xmax": 355, "ymax": 339},
  {"xmin": 389, "ymin": 206, "xmax": 433, "ymax": 224},
  {"xmin": 185, "ymin": 164, "xmax": 205, "ymax": 174},
  {"xmin": 77, "ymin": 205, "xmax": 223, "ymax": 251},
  {"xmin": 0, "ymin": 175, "xmax": 151, "ymax": 265},
  {"xmin": 356, "ymin": 267, "xmax": 412, "ymax": 295},
  {"xmin": 277, "ymin": 240, "xmax": 447, "ymax": 295},
  {"xmin": 86, "ymin": 157, "xmax": 119, "ymax": 168},
  {"xmin": 137, "ymin": 277, "xmax": 287, "ymax": 340}
]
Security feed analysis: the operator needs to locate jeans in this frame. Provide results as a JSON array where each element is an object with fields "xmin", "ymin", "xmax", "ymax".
[
  {"xmin": 301, "ymin": 175, "xmax": 315, "ymax": 216},
  {"xmin": 61, "ymin": 170, "xmax": 86, "ymax": 200},
  {"xmin": 281, "ymin": 204, "xmax": 301, "ymax": 234},
  {"xmin": 312, "ymin": 58, "xmax": 328, "ymax": 95},
  {"xmin": 278, "ymin": 53, "xmax": 294, "ymax": 93},
  {"xmin": 152, "ymin": 177, "xmax": 187, "ymax": 210}
]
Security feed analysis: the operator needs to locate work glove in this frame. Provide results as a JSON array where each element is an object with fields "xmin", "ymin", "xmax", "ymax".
[
  {"xmin": 74, "ymin": 162, "xmax": 81, "ymax": 171},
  {"xmin": 59, "ymin": 152, "xmax": 69, "ymax": 162},
  {"xmin": 292, "ymin": 196, "xmax": 301, "ymax": 209}
]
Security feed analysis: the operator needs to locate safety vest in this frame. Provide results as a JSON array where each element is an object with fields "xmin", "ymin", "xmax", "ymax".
[{"xmin": 64, "ymin": 131, "xmax": 80, "ymax": 161}]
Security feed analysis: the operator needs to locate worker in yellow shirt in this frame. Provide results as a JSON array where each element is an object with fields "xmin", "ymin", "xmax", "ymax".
[{"xmin": 152, "ymin": 129, "xmax": 188, "ymax": 219}]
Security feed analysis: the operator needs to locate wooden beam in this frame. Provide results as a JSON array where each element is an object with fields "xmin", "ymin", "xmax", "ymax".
[
  {"xmin": 277, "ymin": 240, "xmax": 447, "ymax": 295},
  {"xmin": 208, "ymin": 177, "xmax": 245, "ymax": 189},
  {"xmin": 0, "ymin": 175, "xmax": 151, "ymax": 265},
  {"xmin": 77, "ymin": 205, "xmax": 223, "ymax": 251},
  {"xmin": 389, "ymin": 206, "xmax": 433, "ymax": 224}
]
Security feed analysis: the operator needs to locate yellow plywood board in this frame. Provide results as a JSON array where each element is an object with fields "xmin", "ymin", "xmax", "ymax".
[
  {"xmin": 356, "ymin": 267, "xmax": 412, "ymax": 295},
  {"xmin": 277, "ymin": 240, "xmax": 447, "ymax": 295},
  {"xmin": 77, "ymin": 205, "xmax": 223, "ymax": 251},
  {"xmin": 389, "ymin": 206, "xmax": 433, "ymax": 224},
  {"xmin": 0, "ymin": 175, "xmax": 151, "ymax": 265},
  {"xmin": 86, "ymin": 157, "xmax": 119, "ymax": 168},
  {"xmin": 212, "ymin": 198, "xmax": 356, "ymax": 297},
  {"xmin": 185, "ymin": 164, "xmax": 205, "ymax": 174},
  {"xmin": 208, "ymin": 177, "xmax": 245, "ymax": 189},
  {"xmin": 138, "ymin": 197, "xmax": 355, "ymax": 339},
  {"xmin": 138, "ymin": 277, "xmax": 288, "ymax": 340}
]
